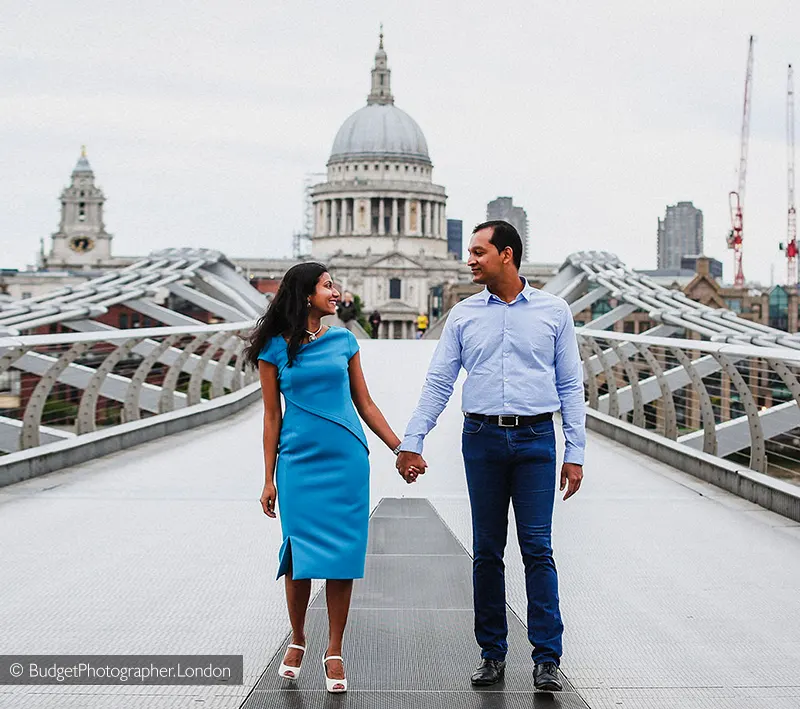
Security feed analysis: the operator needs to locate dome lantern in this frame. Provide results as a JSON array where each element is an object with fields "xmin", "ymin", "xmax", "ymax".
[{"xmin": 368, "ymin": 25, "xmax": 393, "ymax": 106}]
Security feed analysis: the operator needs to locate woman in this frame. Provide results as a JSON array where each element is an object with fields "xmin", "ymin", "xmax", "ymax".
[{"xmin": 244, "ymin": 262, "xmax": 420, "ymax": 693}]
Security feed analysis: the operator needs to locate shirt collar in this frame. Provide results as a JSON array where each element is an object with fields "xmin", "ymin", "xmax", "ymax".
[{"xmin": 480, "ymin": 277, "xmax": 535, "ymax": 304}]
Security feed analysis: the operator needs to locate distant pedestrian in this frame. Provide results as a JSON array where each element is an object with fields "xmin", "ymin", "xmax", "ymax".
[
  {"xmin": 337, "ymin": 292, "xmax": 357, "ymax": 323},
  {"xmin": 368, "ymin": 310, "xmax": 382, "ymax": 339},
  {"xmin": 415, "ymin": 312, "xmax": 429, "ymax": 339}
]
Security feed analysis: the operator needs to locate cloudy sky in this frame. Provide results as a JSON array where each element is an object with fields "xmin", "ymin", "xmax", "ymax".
[{"xmin": 2, "ymin": 1, "xmax": 799, "ymax": 286}]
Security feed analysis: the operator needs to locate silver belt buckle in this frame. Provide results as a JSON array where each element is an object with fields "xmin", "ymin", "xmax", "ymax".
[{"xmin": 498, "ymin": 415, "xmax": 519, "ymax": 428}]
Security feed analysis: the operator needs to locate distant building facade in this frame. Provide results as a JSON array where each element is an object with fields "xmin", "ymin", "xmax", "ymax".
[
  {"xmin": 447, "ymin": 219, "xmax": 463, "ymax": 259},
  {"xmin": 638, "ymin": 255, "xmax": 723, "ymax": 283},
  {"xmin": 657, "ymin": 201, "xmax": 703, "ymax": 270},
  {"xmin": 681, "ymin": 255, "xmax": 722, "ymax": 280},
  {"xmin": 486, "ymin": 196, "xmax": 529, "ymax": 261}
]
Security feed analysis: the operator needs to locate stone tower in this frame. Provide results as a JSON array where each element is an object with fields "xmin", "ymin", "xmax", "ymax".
[{"xmin": 48, "ymin": 147, "xmax": 113, "ymax": 268}]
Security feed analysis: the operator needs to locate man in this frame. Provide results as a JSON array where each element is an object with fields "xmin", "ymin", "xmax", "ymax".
[
  {"xmin": 397, "ymin": 220, "xmax": 585, "ymax": 691},
  {"xmin": 368, "ymin": 309, "xmax": 382, "ymax": 339},
  {"xmin": 337, "ymin": 291, "xmax": 357, "ymax": 323},
  {"xmin": 415, "ymin": 312, "xmax": 429, "ymax": 339}
]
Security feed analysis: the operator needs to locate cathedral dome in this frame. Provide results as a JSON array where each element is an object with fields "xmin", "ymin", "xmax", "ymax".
[
  {"xmin": 328, "ymin": 30, "xmax": 431, "ymax": 166},
  {"xmin": 330, "ymin": 104, "xmax": 430, "ymax": 163}
]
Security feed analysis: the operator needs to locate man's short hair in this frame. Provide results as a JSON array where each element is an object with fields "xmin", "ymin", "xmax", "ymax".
[{"xmin": 472, "ymin": 220, "xmax": 522, "ymax": 269}]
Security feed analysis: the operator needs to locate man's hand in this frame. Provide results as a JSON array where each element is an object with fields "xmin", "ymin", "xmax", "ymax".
[
  {"xmin": 560, "ymin": 463, "xmax": 583, "ymax": 501},
  {"xmin": 396, "ymin": 451, "xmax": 427, "ymax": 484}
]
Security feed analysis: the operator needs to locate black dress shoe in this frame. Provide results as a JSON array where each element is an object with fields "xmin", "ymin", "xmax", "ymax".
[
  {"xmin": 533, "ymin": 662, "xmax": 562, "ymax": 691},
  {"xmin": 470, "ymin": 658, "xmax": 506, "ymax": 686}
]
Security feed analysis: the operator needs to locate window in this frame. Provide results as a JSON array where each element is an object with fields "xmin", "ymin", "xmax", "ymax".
[
  {"xmin": 725, "ymin": 298, "xmax": 742, "ymax": 313},
  {"xmin": 119, "ymin": 313, "xmax": 129, "ymax": 328},
  {"xmin": 375, "ymin": 164, "xmax": 379, "ymax": 171},
  {"xmin": 769, "ymin": 286, "xmax": 789, "ymax": 331},
  {"xmin": 380, "ymin": 75, "xmax": 384, "ymax": 85},
  {"xmin": 591, "ymin": 297, "xmax": 612, "ymax": 318},
  {"xmin": 21, "ymin": 291, "xmax": 31, "ymax": 299},
  {"xmin": 389, "ymin": 278, "xmax": 401, "ymax": 299},
  {"xmin": 395, "ymin": 165, "xmax": 399, "ymax": 171},
  {"xmin": 371, "ymin": 198, "xmax": 380, "ymax": 234},
  {"xmin": 769, "ymin": 286, "xmax": 789, "ymax": 316},
  {"xmin": 0, "ymin": 369, "xmax": 21, "ymax": 396}
]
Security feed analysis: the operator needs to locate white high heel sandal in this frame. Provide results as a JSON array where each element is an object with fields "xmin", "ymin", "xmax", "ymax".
[
  {"xmin": 322, "ymin": 655, "xmax": 347, "ymax": 693},
  {"xmin": 277, "ymin": 644, "xmax": 306, "ymax": 680}
]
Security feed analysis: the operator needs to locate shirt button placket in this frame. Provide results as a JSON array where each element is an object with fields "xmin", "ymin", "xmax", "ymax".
[{"xmin": 503, "ymin": 307, "xmax": 509, "ymax": 410}]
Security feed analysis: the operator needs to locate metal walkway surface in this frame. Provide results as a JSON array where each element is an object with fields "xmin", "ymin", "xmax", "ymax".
[
  {"xmin": 243, "ymin": 497, "xmax": 588, "ymax": 708},
  {"xmin": 1, "ymin": 341, "xmax": 800, "ymax": 708}
]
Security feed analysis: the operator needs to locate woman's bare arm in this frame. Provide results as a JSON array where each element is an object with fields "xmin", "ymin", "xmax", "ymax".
[
  {"xmin": 259, "ymin": 360, "xmax": 282, "ymax": 518},
  {"xmin": 348, "ymin": 351, "xmax": 402, "ymax": 453}
]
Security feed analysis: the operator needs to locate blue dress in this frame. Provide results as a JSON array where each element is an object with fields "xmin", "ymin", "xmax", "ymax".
[{"xmin": 258, "ymin": 327, "xmax": 370, "ymax": 580}]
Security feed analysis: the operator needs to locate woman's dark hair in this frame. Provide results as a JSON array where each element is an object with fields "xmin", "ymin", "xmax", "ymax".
[
  {"xmin": 472, "ymin": 219, "xmax": 522, "ymax": 269},
  {"xmin": 244, "ymin": 262, "xmax": 328, "ymax": 368}
]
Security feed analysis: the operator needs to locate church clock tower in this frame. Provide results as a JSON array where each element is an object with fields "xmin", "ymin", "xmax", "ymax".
[{"xmin": 48, "ymin": 147, "xmax": 113, "ymax": 268}]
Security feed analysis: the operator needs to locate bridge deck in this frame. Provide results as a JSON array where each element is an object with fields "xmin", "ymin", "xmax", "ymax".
[
  {"xmin": 243, "ymin": 497, "xmax": 588, "ymax": 708},
  {"xmin": 1, "ymin": 341, "xmax": 799, "ymax": 708}
]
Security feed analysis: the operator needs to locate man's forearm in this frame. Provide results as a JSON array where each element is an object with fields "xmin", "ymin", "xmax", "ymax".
[
  {"xmin": 561, "ymin": 389, "xmax": 586, "ymax": 466},
  {"xmin": 401, "ymin": 371, "xmax": 457, "ymax": 452},
  {"xmin": 402, "ymin": 314, "xmax": 461, "ymax": 453}
]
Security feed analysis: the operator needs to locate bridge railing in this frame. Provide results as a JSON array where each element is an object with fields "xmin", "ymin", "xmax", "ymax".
[
  {"xmin": 0, "ymin": 322, "xmax": 257, "ymax": 454},
  {"xmin": 578, "ymin": 328, "xmax": 800, "ymax": 479}
]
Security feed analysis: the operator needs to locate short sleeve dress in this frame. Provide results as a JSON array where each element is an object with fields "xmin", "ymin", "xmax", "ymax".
[{"xmin": 258, "ymin": 327, "xmax": 369, "ymax": 580}]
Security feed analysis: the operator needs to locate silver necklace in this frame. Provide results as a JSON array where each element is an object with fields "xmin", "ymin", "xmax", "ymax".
[{"xmin": 306, "ymin": 324, "xmax": 323, "ymax": 341}]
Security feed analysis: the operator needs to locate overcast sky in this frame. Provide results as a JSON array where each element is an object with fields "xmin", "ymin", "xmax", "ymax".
[{"xmin": 2, "ymin": 1, "xmax": 799, "ymax": 287}]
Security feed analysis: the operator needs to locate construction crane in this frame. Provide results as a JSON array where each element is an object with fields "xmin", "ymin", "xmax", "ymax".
[
  {"xmin": 727, "ymin": 35, "xmax": 755, "ymax": 288},
  {"xmin": 292, "ymin": 172, "xmax": 326, "ymax": 258},
  {"xmin": 783, "ymin": 64, "xmax": 798, "ymax": 286}
]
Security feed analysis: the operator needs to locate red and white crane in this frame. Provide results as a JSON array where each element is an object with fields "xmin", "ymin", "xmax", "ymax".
[
  {"xmin": 727, "ymin": 35, "xmax": 755, "ymax": 288},
  {"xmin": 784, "ymin": 64, "xmax": 798, "ymax": 286}
]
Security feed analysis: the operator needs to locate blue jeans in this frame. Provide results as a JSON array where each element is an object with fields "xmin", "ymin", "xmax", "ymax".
[{"xmin": 462, "ymin": 416, "xmax": 564, "ymax": 665}]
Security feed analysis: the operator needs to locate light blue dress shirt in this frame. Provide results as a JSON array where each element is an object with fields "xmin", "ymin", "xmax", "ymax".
[{"xmin": 402, "ymin": 278, "xmax": 586, "ymax": 465}]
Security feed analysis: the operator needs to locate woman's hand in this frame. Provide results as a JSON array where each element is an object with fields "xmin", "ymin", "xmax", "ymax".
[{"xmin": 260, "ymin": 482, "xmax": 277, "ymax": 518}]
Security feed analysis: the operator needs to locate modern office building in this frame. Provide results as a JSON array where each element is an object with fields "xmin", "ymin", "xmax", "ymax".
[
  {"xmin": 486, "ymin": 196, "xmax": 529, "ymax": 261},
  {"xmin": 446, "ymin": 219, "xmax": 463, "ymax": 259},
  {"xmin": 657, "ymin": 201, "xmax": 703, "ymax": 270}
]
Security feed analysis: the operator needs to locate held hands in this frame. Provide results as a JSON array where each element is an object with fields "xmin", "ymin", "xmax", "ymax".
[
  {"xmin": 396, "ymin": 451, "xmax": 427, "ymax": 484},
  {"xmin": 560, "ymin": 463, "xmax": 583, "ymax": 501},
  {"xmin": 260, "ymin": 482, "xmax": 277, "ymax": 518}
]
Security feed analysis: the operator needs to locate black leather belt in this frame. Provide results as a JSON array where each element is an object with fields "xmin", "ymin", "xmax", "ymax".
[{"xmin": 465, "ymin": 412, "xmax": 553, "ymax": 428}]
